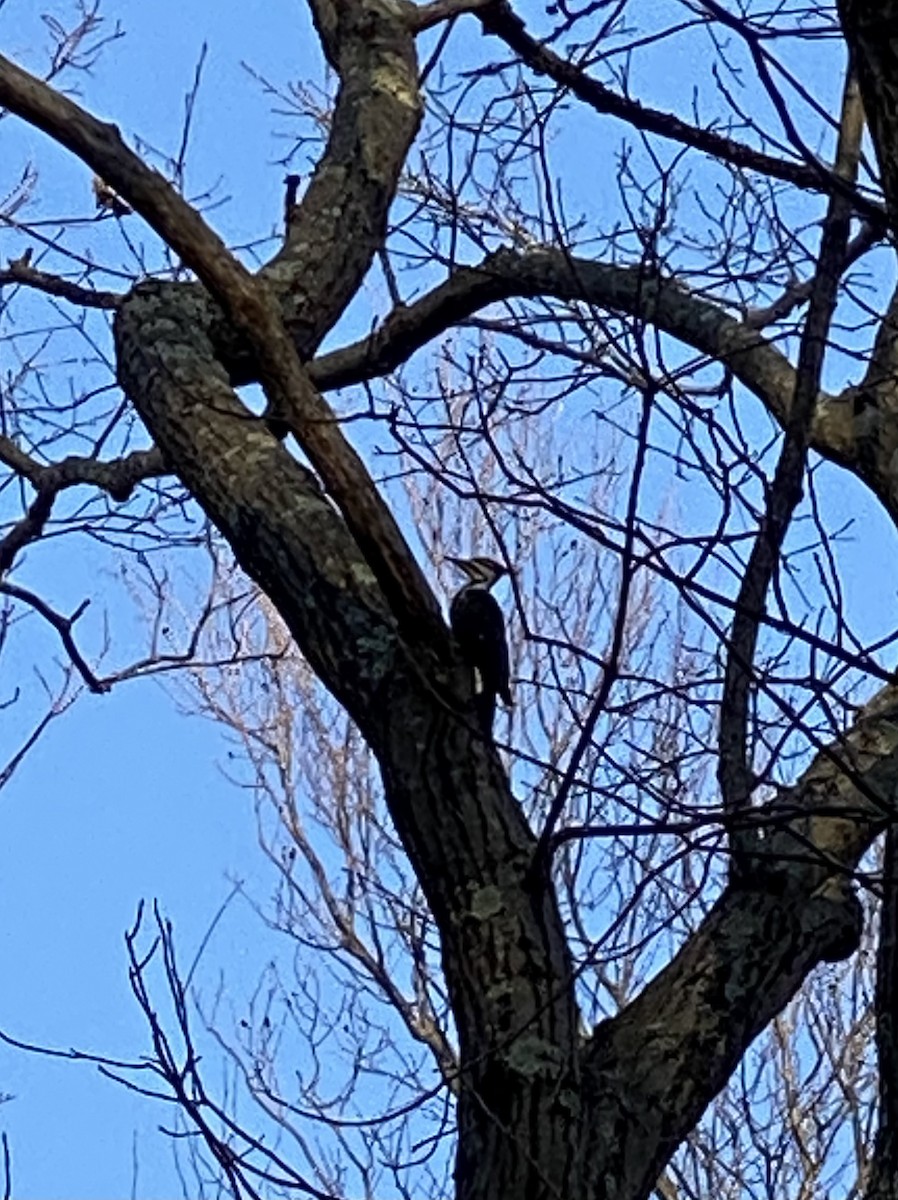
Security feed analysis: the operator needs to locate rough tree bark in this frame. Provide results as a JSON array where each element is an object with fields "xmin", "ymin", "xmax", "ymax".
[{"xmin": 2, "ymin": 2, "xmax": 898, "ymax": 1198}]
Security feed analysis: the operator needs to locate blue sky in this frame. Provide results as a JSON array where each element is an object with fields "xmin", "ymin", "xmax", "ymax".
[
  {"xmin": 0, "ymin": 688, "xmax": 270, "ymax": 1197},
  {"xmin": 3, "ymin": 1, "xmax": 898, "ymax": 1197}
]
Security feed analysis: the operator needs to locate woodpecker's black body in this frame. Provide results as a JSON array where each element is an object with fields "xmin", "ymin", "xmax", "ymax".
[{"xmin": 447, "ymin": 557, "xmax": 512, "ymax": 736}]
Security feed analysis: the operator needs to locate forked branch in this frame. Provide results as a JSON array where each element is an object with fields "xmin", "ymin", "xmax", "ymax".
[{"xmin": 0, "ymin": 51, "xmax": 441, "ymax": 640}]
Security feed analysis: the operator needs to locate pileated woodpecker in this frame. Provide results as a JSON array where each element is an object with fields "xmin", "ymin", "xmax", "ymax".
[{"xmin": 447, "ymin": 556, "xmax": 512, "ymax": 736}]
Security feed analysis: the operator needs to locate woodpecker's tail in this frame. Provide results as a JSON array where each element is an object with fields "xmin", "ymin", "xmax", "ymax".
[{"xmin": 474, "ymin": 689, "xmax": 497, "ymax": 739}]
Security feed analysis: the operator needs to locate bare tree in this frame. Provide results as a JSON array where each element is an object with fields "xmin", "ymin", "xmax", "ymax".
[{"xmin": 6, "ymin": 1, "xmax": 898, "ymax": 1197}]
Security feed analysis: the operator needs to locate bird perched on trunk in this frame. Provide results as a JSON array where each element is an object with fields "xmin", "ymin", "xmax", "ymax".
[{"xmin": 447, "ymin": 556, "xmax": 512, "ymax": 737}]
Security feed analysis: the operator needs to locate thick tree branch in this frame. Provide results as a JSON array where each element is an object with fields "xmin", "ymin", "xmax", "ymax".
[
  {"xmin": 309, "ymin": 246, "xmax": 863, "ymax": 478},
  {"xmin": 0, "ymin": 439, "xmax": 167, "ymax": 501},
  {"xmin": 868, "ymin": 823, "xmax": 898, "ymax": 1200},
  {"xmin": 837, "ymin": 4, "xmax": 898, "ymax": 513},
  {"xmin": 409, "ymin": 0, "xmax": 491, "ymax": 31},
  {"xmin": 0, "ymin": 49, "xmax": 441, "ymax": 640},
  {"xmin": 584, "ymin": 680, "xmax": 898, "ymax": 1200},
  {"xmin": 311, "ymin": 248, "xmax": 802, "ymax": 411},
  {"xmin": 114, "ymin": 292, "xmax": 403, "ymax": 715},
  {"xmin": 114, "ymin": 283, "xmax": 580, "ymax": 1200},
  {"xmin": 0, "ymin": 490, "xmax": 54, "ymax": 576},
  {"xmin": 262, "ymin": 0, "xmax": 424, "ymax": 356},
  {"xmin": 0, "ymin": 259, "xmax": 121, "ymax": 308},
  {"xmin": 861, "ymin": 284, "xmax": 898, "ymax": 410},
  {"xmin": 837, "ymin": 1, "xmax": 898, "ymax": 231},
  {"xmin": 833, "ymin": 16, "xmax": 898, "ymax": 1194}
]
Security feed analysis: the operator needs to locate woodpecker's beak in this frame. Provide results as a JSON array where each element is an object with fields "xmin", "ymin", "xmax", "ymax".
[
  {"xmin": 445, "ymin": 556, "xmax": 476, "ymax": 577},
  {"xmin": 444, "ymin": 555, "xmax": 512, "ymax": 584}
]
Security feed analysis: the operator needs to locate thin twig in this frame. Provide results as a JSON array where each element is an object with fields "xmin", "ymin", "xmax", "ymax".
[{"xmin": 0, "ymin": 582, "xmax": 108, "ymax": 693}]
